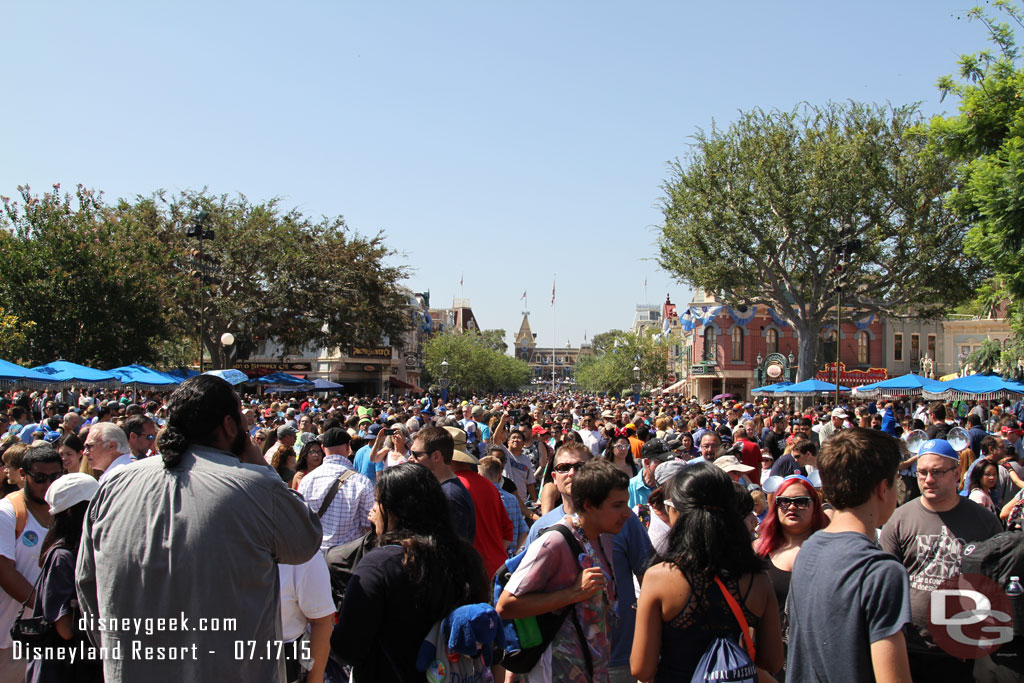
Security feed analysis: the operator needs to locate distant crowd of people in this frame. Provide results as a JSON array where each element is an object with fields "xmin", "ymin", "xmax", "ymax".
[{"xmin": 1, "ymin": 383, "xmax": 1023, "ymax": 682}]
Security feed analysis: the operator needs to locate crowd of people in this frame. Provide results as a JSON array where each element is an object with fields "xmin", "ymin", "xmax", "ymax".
[{"xmin": 1, "ymin": 381, "xmax": 1023, "ymax": 682}]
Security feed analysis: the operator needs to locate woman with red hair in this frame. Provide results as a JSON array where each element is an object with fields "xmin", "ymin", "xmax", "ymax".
[{"xmin": 754, "ymin": 475, "xmax": 829, "ymax": 652}]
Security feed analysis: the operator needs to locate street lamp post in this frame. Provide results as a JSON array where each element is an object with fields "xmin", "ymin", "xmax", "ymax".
[
  {"xmin": 755, "ymin": 352, "xmax": 763, "ymax": 387},
  {"xmin": 439, "ymin": 359, "xmax": 450, "ymax": 402},
  {"xmin": 633, "ymin": 362, "xmax": 641, "ymax": 403},
  {"xmin": 220, "ymin": 332, "xmax": 235, "ymax": 369}
]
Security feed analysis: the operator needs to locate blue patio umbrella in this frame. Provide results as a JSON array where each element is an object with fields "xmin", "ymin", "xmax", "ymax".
[
  {"xmin": 31, "ymin": 360, "xmax": 118, "ymax": 385},
  {"xmin": 202, "ymin": 369, "xmax": 251, "ymax": 386},
  {"xmin": 165, "ymin": 368, "xmax": 201, "ymax": 382},
  {"xmin": 751, "ymin": 382, "xmax": 794, "ymax": 394},
  {"xmin": 109, "ymin": 364, "xmax": 181, "ymax": 390},
  {"xmin": 778, "ymin": 379, "xmax": 851, "ymax": 395},
  {"xmin": 0, "ymin": 359, "xmax": 57, "ymax": 385},
  {"xmin": 255, "ymin": 372, "xmax": 312, "ymax": 386},
  {"xmin": 311, "ymin": 378, "xmax": 343, "ymax": 391},
  {"xmin": 853, "ymin": 373, "xmax": 946, "ymax": 398},
  {"xmin": 922, "ymin": 373, "xmax": 1024, "ymax": 401}
]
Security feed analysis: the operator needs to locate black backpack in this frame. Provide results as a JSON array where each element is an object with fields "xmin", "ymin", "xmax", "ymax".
[
  {"xmin": 492, "ymin": 525, "xmax": 593, "ymax": 677},
  {"xmin": 962, "ymin": 530, "xmax": 1024, "ymax": 636}
]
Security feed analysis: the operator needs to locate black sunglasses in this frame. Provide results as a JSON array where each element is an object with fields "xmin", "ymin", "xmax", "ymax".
[
  {"xmin": 26, "ymin": 471, "xmax": 64, "ymax": 484},
  {"xmin": 553, "ymin": 462, "xmax": 585, "ymax": 474},
  {"xmin": 776, "ymin": 496, "xmax": 811, "ymax": 511}
]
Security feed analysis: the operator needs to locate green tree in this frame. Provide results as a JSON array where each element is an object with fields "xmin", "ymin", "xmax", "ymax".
[
  {"xmin": 0, "ymin": 307, "xmax": 35, "ymax": 362},
  {"xmin": 0, "ymin": 185, "xmax": 175, "ymax": 366},
  {"xmin": 574, "ymin": 330, "xmax": 669, "ymax": 394},
  {"xmin": 590, "ymin": 330, "xmax": 625, "ymax": 354},
  {"xmin": 657, "ymin": 102, "xmax": 976, "ymax": 380},
  {"xmin": 927, "ymin": 1, "xmax": 1024, "ymax": 334},
  {"xmin": 119, "ymin": 190, "xmax": 412, "ymax": 369},
  {"xmin": 422, "ymin": 331, "xmax": 531, "ymax": 394},
  {"xmin": 968, "ymin": 338, "xmax": 1005, "ymax": 374},
  {"xmin": 478, "ymin": 329, "xmax": 509, "ymax": 354}
]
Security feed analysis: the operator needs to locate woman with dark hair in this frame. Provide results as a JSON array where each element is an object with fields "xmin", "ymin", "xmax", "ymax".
[
  {"xmin": 603, "ymin": 433, "xmax": 639, "ymax": 477},
  {"xmin": 969, "ymin": 459, "xmax": 1000, "ymax": 514},
  {"xmin": 631, "ymin": 463, "xmax": 784, "ymax": 682},
  {"xmin": 291, "ymin": 438, "xmax": 324, "ymax": 491},
  {"xmin": 55, "ymin": 433, "xmax": 84, "ymax": 475},
  {"xmin": 678, "ymin": 432, "xmax": 698, "ymax": 460},
  {"xmin": 332, "ymin": 463, "xmax": 489, "ymax": 682},
  {"xmin": 26, "ymin": 473, "xmax": 103, "ymax": 683},
  {"xmin": 753, "ymin": 475, "xmax": 829, "ymax": 658}
]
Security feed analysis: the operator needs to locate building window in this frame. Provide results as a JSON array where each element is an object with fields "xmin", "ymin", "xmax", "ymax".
[
  {"xmin": 928, "ymin": 334, "xmax": 936, "ymax": 360},
  {"xmin": 731, "ymin": 327, "xmax": 743, "ymax": 361},
  {"xmin": 911, "ymin": 334, "xmax": 920, "ymax": 364},
  {"xmin": 766, "ymin": 328, "xmax": 778, "ymax": 355},
  {"xmin": 703, "ymin": 328, "xmax": 717, "ymax": 362},
  {"xmin": 857, "ymin": 331, "xmax": 870, "ymax": 365},
  {"xmin": 894, "ymin": 333, "xmax": 903, "ymax": 362}
]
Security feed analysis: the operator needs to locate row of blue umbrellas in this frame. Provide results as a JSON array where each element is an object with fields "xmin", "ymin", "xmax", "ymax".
[
  {"xmin": 0, "ymin": 360, "xmax": 327, "ymax": 391},
  {"xmin": 754, "ymin": 372, "xmax": 1024, "ymax": 401}
]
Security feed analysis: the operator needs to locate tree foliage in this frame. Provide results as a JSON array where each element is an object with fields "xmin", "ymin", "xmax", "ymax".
[
  {"xmin": 0, "ymin": 185, "xmax": 174, "ymax": 366},
  {"xmin": 120, "ymin": 190, "xmax": 412, "ymax": 369},
  {"xmin": 0, "ymin": 185, "xmax": 412, "ymax": 370},
  {"xmin": 927, "ymin": 0, "xmax": 1024, "ymax": 334},
  {"xmin": 421, "ymin": 331, "xmax": 531, "ymax": 394},
  {"xmin": 0, "ymin": 307, "xmax": 36, "ymax": 362},
  {"xmin": 574, "ymin": 330, "xmax": 669, "ymax": 394},
  {"xmin": 657, "ymin": 102, "xmax": 976, "ymax": 380}
]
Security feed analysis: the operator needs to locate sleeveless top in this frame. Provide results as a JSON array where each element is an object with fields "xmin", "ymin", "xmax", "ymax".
[
  {"xmin": 654, "ymin": 572, "xmax": 761, "ymax": 682},
  {"xmin": 765, "ymin": 560, "xmax": 792, "ymax": 642}
]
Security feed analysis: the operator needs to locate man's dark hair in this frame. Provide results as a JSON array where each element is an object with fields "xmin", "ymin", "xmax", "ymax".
[
  {"xmin": 793, "ymin": 440, "xmax": 818, "ymax": 458},
  {"xmin": 929, "ymin": 402, "xmax": 946, "ymax": 421},
  {"xmin": 694, "ymin": 415, "xmax": 707, "ymax": 428},
  {"xmin": 157, "ymin": 376, "xmax": 240, "ymax": 468},
  {"xmin": 123, "ymin": 415, "xmax": 154, "ymax": 437},
  {"xmin": 772, "ymin": 415, "xmax": 787, "ymax": 427},
  {"xmin": 9, "ymin": 406, "xmax": 25, "ymax": 423},
  {"xmin": 818, "ymin": 428, "xmax": 900, "ymax": 510},
  {"xmin": 968, "ymin": 413, "xmax": 982, "ymax": 428},
  {"xmin": 981, "ymin": 435, "xmax": 1002, "ymax": 457},
  {"xmin": 416, "ymin": 426, "xmax": 455, "ymax": 464},
  {"xmin": 22, "ymin": 443, "xmax": 62, "ymax": 472},
  {"xmin": 571, "ymin": 458, "xmax": 629, "ymax": 512}
]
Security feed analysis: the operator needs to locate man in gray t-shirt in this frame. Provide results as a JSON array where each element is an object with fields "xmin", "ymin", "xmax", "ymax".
[
  {"xmin": 879, "ymin": 437, "xmax": 1003, "ymax": 680},
  {"xmin": 787, "ymin": 427, "xmax": 912, "ymax": 682}
]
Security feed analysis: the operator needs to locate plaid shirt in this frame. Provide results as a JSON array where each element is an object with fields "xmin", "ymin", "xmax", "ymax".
[
  {"xmin": 493, "ymin": 480, "xmax": 528, "ymax": 555},
  {"xmin": 298, "ymin": 453, "xmax": 374, "ymax": 550}
]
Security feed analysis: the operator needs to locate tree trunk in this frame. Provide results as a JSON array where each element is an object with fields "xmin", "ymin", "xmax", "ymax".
[{"xmin": 793, "ymin": 320, "xmax": 820, "ymax": 382}]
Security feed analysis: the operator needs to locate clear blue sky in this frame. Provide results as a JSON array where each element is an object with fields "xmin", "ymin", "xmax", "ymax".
[{"xmin": 0, "ymin": 1, "xmax": 988, "ymax": 351}]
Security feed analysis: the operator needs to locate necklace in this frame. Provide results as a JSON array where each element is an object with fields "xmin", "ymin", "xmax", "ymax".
[{"xmin": 570, "ymin": 513, "xmax": 618, "ymax": 619}]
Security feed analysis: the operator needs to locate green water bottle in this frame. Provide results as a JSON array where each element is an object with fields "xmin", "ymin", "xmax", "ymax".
[{"xmin": 515, "ymin": 616, "xmax": 542, "ymax": 648}]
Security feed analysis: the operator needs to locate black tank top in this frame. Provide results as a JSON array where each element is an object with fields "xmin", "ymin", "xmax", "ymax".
[{"xmin": 654, "ymin": 573, "xmax": 760, "ymax": 682}]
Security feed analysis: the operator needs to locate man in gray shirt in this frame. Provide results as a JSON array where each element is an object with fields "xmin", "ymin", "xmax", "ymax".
[{"xmin": 76, "ymin": 375, "xmax": 322, "ymax": 682}]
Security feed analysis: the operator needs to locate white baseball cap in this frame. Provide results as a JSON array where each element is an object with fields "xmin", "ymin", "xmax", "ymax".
[{"xmin": 45, "ymin": 473, "xmax": 99, "ymax": 516}]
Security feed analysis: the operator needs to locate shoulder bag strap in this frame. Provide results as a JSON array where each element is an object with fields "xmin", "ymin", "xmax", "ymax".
[
  {"xmin": 550, "ymin": 524, "xmax": 593, "ymax": 680},
  {"xmin": 16, "ymin": 546, "xmax": 55, "ymax": 622},
  {"xmin": 6, "ymin": 490, "xmax": 26, "ymax": 539},
  {"xmin": 714, "ymin": 576, "xmax": 756, "ymax": 661},
  {"xmin": 316, "ymin": 469, "xmax": 356, "ymax": 519}
]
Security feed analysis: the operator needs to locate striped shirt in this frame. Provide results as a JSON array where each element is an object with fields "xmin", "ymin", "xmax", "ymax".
[{"xmin": 298, "ymin": 453, "xmax": 375, "ymax": 550}]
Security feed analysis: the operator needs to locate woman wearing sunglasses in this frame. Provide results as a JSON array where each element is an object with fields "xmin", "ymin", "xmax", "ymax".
[
  {"xmin": 603, "ymin": 434, "xmax": 638, "ymax": 478},
  {"xmin": 754, "ymin": 474, "xmax": 829, "ymax": 672}
]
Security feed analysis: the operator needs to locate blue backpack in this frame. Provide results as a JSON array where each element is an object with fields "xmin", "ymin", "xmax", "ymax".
[{"xmin": 690, "ymin": 577, "xmax": 757, "ymax": 683}]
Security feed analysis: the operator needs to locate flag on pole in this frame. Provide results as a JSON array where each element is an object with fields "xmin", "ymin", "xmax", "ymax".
[
  {"xmin": 551, "ymin": 277, "xmax": 556, "ymax": 305},
  {"xmin": 520, "ymin": 291, "xmax": 526, "ymax": 301},
  {"xmin": 460, "ymin": 273, "xmax": 464, "ymax": 288}
]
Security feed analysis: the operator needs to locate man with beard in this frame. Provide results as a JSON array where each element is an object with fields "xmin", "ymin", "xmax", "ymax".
[
  {"xmin": 76, "ymin": 375, "xmax": 322, "ymax": 683},
  {"xmin": 0, "ymin": 443, "xmax": 62, "ymax": 682}
]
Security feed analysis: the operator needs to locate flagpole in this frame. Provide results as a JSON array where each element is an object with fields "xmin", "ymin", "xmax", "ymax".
[{"xmin": 552, "ymin": 274, "xmax": 556, "ymax": 395}]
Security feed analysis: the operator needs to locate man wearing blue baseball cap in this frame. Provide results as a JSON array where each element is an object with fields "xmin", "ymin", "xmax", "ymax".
[{"xmin": 879, "ymin": 437, "xmax": 1003, "ymax": 680}]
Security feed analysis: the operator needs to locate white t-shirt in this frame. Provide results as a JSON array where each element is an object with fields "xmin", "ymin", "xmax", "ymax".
[
  {"xmin": 501, "ymin": 446, "xmax": 536, "ymax": 502},
  {"xmin": 278, "ymin": 553, "xmax": 336, "ymax": 641},
  {"xmin": 0, "ymin": 496, "xmax": 47, "ymax": 648}
]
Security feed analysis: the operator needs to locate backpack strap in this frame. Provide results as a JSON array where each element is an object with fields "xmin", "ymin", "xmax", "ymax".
[
  {"xmin": 5, "ymin": 490, "xmax": 27, "ymax": 539},
  {"xmin": 714, "ymin": 576, "xmax": 756, "ymax": 661},
  {"xmin": 545, "ymin": 525, "xmax": 593, "ymax": 680},
  {"xmin": 317, "ymin": 469, "xmax": 357, "ymax": 519}
]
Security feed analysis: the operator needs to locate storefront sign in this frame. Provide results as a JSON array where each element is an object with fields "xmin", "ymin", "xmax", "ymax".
[
  {"xmin": 351, "ymin": 347, "xmax": 392, "ymax": 359},
  {"xmin": 236, "ymin": 361, "xmax": 312, "ymax": 372},
  {"xmin": 815, "ymin": 362, "xmax": 888, "ymax": 386}
]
